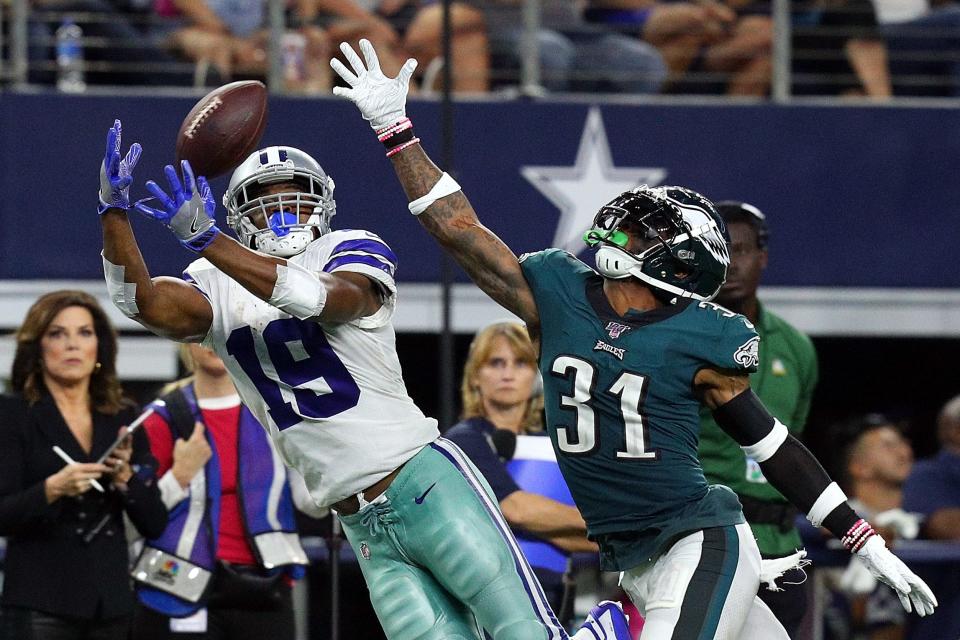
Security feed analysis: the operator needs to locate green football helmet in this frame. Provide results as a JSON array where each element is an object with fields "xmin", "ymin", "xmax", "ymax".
[{"xmin": 583, "ymin": 185, "xmax": 730, "ymax": 301}]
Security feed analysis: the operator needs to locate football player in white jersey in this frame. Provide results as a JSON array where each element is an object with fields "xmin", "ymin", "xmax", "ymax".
[{"xmin": 96, "ymin": 119, "xmax": 633, "ymax": 640}]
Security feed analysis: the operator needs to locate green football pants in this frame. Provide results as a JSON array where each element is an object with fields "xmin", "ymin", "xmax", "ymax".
[{"xmin": 338, "ymin": 438, "xmax": 567, "ymax": 640}]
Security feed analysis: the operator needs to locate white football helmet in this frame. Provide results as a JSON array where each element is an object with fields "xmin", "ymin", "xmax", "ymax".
[{"xmin": 223, "ymin": 146, "xmax": 336, "ymax": 257}]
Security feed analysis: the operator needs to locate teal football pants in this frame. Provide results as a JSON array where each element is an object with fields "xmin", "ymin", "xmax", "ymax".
[{"xmin": 338, "ymin": 438, "xmax": 567, "ymax": 640}]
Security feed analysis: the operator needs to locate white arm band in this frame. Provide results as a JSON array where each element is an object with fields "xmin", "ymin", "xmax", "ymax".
[
  {"xmin": 158, "ymin": 470, "xmax": 189, "ymax": 509},
  {"xmin": 806, "ymin": 482, "xmax": 848, "ymax": 528},
  {"xmin": 408, "ymin": 172, "xmax": 462, "ymax": 216},
  {"xmin": 740, "ymin": 419, "xmax": 789, "ymax": 462},
  {"xmin": 268, "ymin": 261, "xmax": 328, "ymax": 320},
  {"xmin": 102, "ymin": 251, "xmax": 140, "ymax": 318}
]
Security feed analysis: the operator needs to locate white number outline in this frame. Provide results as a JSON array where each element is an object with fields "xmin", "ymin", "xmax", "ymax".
[{"xmin": 551, "ymin": 355, "xmax": 659, "ymax": 460}]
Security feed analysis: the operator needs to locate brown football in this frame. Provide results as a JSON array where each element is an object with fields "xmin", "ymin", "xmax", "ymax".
[{"xmin": 175, "ymin": 80, "xmax": 268, "ymax": 179}]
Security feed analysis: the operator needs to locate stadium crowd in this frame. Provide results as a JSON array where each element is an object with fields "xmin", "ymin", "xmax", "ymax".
[{"xmin": 4, "ymin": 0, "xmax": 960, "ymax": 96}]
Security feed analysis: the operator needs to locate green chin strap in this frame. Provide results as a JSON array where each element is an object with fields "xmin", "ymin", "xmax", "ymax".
[{"xmin": 583, "ymin": 228, "xmax": 629, "ymax": 248}]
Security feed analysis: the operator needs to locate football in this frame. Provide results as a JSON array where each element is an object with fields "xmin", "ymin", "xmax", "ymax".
[{"xmin": 175, "ymin": 80, "xmax": 268, "ymax": 179}]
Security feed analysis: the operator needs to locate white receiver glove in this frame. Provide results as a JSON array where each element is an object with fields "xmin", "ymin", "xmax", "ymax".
[
  {"xmin": 330, "ymin": 39, "xmax": 417, "ymax": 131},
  {"xmin": 856, "ymin": 535, "xmax": 938, "ymax": 616}
]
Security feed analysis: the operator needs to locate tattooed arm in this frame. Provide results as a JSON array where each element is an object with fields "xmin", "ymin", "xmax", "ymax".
[
  {"xmin": 388, "ymin": 146, "xmax": 540, "ymax": 332},
  {"xmin": 330, "ymin": 39, "xmax": 540, "ymax": 336}
]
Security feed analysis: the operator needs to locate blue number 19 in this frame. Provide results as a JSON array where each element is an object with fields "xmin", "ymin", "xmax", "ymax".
[{"xmin": 225, "ymin": 318, "xmax": 361, "ymax": 430}]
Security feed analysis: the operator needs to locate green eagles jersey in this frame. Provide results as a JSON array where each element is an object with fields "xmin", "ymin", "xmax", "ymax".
[{"xmin": 520, "ymin": 249, "xmax": 758, "ymax": 569}]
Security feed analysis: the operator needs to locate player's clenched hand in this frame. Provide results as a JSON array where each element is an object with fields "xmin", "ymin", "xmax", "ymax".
[
  {"xmin": 330, "ymin": 38, "xmax": 417, "ymax": 131},
  {"xmin": 857, "ymin": 535, "xmax": 937, "ymax": 616},
  {"xmin": 135, "ymin": 160, "xmax": 220, "ymax": 252},
  {"xmin": 99, "ymin": 119, "xmax": 142, "ymax": 215}
]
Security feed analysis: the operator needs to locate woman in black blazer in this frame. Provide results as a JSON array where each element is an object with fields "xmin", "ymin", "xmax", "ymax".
[{"xmin": 0, "ymin": 290, "xmax": 168, "ymax": 640}]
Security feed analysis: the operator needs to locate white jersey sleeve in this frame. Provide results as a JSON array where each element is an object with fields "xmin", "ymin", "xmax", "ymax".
[{"xmin": 297, "ymin": 229, "xmax": 398, "ymax": 330}]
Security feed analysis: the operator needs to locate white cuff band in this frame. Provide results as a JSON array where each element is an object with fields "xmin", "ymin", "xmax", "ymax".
[
  {"xmin": 806, "ymin": 482, "xmax": 848, "ymax": 528},
  {"xmin": 741, "ymin": 419, "xmax": 788, "ymax": 463},
  {"xmin": 158, "ymin": 470, "xmax": 190, "ymax": 509},
  {"xmin": 102, "ymin": 252, "xmax": 140, "ymax": 318},
  {"xmin": 268, "ymin": 261, "xmax": 328, "ymax": 320},
  {"xmin": 408, "ymin": 172, "xmax": 462, "ymax": 216}
]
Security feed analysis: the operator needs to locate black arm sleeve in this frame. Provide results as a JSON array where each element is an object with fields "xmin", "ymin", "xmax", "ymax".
[
  {"xmin": 711, "ymin": 389, "xmax": 775, "ymax": 446},
  {"xmin": 712, "ymin": 390, "xmax": 861, "ymax": 540},
  {"xmin": 757, "ymin": 435, "xmax": 859, "ymax": 538}
]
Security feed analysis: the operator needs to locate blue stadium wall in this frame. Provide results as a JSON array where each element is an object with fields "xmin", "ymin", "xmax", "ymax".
[
  {"xmin": 1, "ymin": 93, "xmax": 958, "ymax": 348},
  {"xmin": 2, "ymin": 93, "xmax": 958, "ymax": 287}
]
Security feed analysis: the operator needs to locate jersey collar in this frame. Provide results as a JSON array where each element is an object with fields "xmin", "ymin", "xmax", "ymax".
[{"xmin": 585, "ymin": 276, "xmax": 691, "ymax": 328}]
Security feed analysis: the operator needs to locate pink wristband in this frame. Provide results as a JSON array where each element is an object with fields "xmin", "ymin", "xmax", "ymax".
[
  {"xmin": 842, "ymin": 518, "xmax": 876, "ymax": 552},
  {"xmin": 386, "ymin": 137, "xmax": 421, "ymax": 158}
]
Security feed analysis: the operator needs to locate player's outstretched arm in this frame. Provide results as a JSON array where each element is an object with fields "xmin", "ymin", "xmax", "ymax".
[
  {"xmin": 695, "ymin": 367, "xmax": 938, "ymax": 617},
  {"xmin": 330, "ymin": 39, "xmax": 540, "ymax": 330},
  {"xmin": 134, "ymin": 159, "xmax": 380, "ymax": 325},
  {"xmin": 98, "ymin": 120, "xmax": 213, "ymax": 342}
]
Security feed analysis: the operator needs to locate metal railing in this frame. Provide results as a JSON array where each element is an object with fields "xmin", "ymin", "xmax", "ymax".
[{"xmin": 1, "ymin": 0, "xmax": 958, "ymax": 98}]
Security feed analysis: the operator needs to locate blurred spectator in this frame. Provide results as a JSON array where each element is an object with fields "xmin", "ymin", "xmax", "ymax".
[
  {"xmin": 132, "ymin": 343, "xmax": 315, "ymax": 640},
  {"xmin": 873, "ymin": 0, "xmax": 960, "ymax": 96},
  {"xmin": 903, "ymin": 394, "xmax": 960, "ymax": 541},
  {"xmin": 28, "ymin": 0, "xmax": 185, "ymax": 86},
  {"xmin": 443, "ymin": 321, "xmax": 597, "ymax": 618},
  {"xmin": 901, "ymin": 394, "xmax": 960, "ymax": 640},
  {"xmin": 698, "ymin": 201, "xmax": 818, "ymax": 637},
  {"xmin": 153, "ymin": 0, "xmax": 332, "ymax": 91},
  {"xmin": 0, "ymin": 290, "xmax": 167, "ymax": 640},
  {"xmin": 842, "ymin": 414, "xmax": 916, "ymax": 640},
  {"xmin": 465, "ymin": 0, "xmax": 667, "ymax": 93},
  {"xmin": 585, "ymin": 0, "xmax": 774, "ymax": 95},
  {"xmin": 793, "ymin": 0, "xmax": 892, "ymax": 97},
  {"xmin": 377, "ymin": 0, "xmax": 490, "ymax": 93}
]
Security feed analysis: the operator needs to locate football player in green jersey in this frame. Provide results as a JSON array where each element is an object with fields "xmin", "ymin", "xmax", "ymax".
[{"xmin": 332, "ymin": 39, "xmax": 937, "ymax": 639}]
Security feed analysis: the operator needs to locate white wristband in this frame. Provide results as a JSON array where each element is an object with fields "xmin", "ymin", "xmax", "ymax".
[
  {"xmin": 806, "ymin": 482, "xmax": 848, "ymax": 528},
  {"xmin": 408, "ymin": 172, "xmax": 462, "ymax": 216},
  {"xmin": 102, "ymin": 251, "xmax": 140, "ymax": 318},
  {"xmin": 268, "ymin": 262, "xmax": 328, "ymax": 320}
]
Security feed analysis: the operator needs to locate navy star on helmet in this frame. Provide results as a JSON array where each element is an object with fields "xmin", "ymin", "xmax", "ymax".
[
  {"xmin": 224, "ymin": 146, "xmax": 336, "ymax": 258},
  {"xmin": 583, "ymin": 185, "xmax": 730, "ymax": 302}
]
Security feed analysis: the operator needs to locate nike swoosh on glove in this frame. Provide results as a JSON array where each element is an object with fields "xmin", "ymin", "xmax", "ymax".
[
  {"xmin": 856, "ymin": 535, "xmax": 938, "ymax": 616},
  {"xmin": 134, "ymin": 160, "xmax": 220, "ymax": 252}
]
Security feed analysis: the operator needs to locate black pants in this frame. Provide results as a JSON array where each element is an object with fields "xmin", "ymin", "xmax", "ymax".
[
  {"xmin": 132, "ymin": 587, "xmax": 294, "ymax": 640},
  {"xmin": 0, "ymin": 607, "xmax": 129, "ymax": 640},
  {"xmin": 757, "ymin": 567, "xmax": 809, "ymax": 639}
]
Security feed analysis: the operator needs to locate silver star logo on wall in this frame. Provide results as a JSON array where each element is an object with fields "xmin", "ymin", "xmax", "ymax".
[{"xmin": 521, "ymin": 107, "xmax": 667, "ymax": 254}]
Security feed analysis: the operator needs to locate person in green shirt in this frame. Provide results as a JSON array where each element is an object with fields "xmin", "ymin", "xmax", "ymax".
[{"xmin": 698, "ymin": 201, "xmax": 819, "ymax": 638}]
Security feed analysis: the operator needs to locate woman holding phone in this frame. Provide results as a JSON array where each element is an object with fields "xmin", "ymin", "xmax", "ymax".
[{"xmin": 0, "ymin": 290, "xmax": 167, "ymax": 640}]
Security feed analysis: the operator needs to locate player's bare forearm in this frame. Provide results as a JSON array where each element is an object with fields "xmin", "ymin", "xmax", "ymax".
[
  {"xmin": 101, "ymin": 210, "xmax": 212, "ymax": 341},
  {"xmin": 389, "ymin": 146, "xmax": 540, "ymax": 328},
  {"xmin": 102, "ymin": 210, "xmax": 155, "ymax": 294},
  {"xmin": 200, "ymin": 233, "xmax": 380, "ymax": 323},
  {"xmin": 201, "ymin": 233, "xmax": 284, "ymax": 300}
]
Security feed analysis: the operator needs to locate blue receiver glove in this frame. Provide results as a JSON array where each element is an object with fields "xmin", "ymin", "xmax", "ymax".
[
  {"xmin": 99, "ymin": 119, "xmax": 142, "ymax": 215},
  {"xmin": 134, "ymin": 160, "xmax": 221, "ymax": 252}
]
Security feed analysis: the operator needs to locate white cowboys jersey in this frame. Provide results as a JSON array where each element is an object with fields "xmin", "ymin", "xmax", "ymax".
[{"xmin": 184, "ymin": 229, "xmax": 439, "ymax": 508}]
